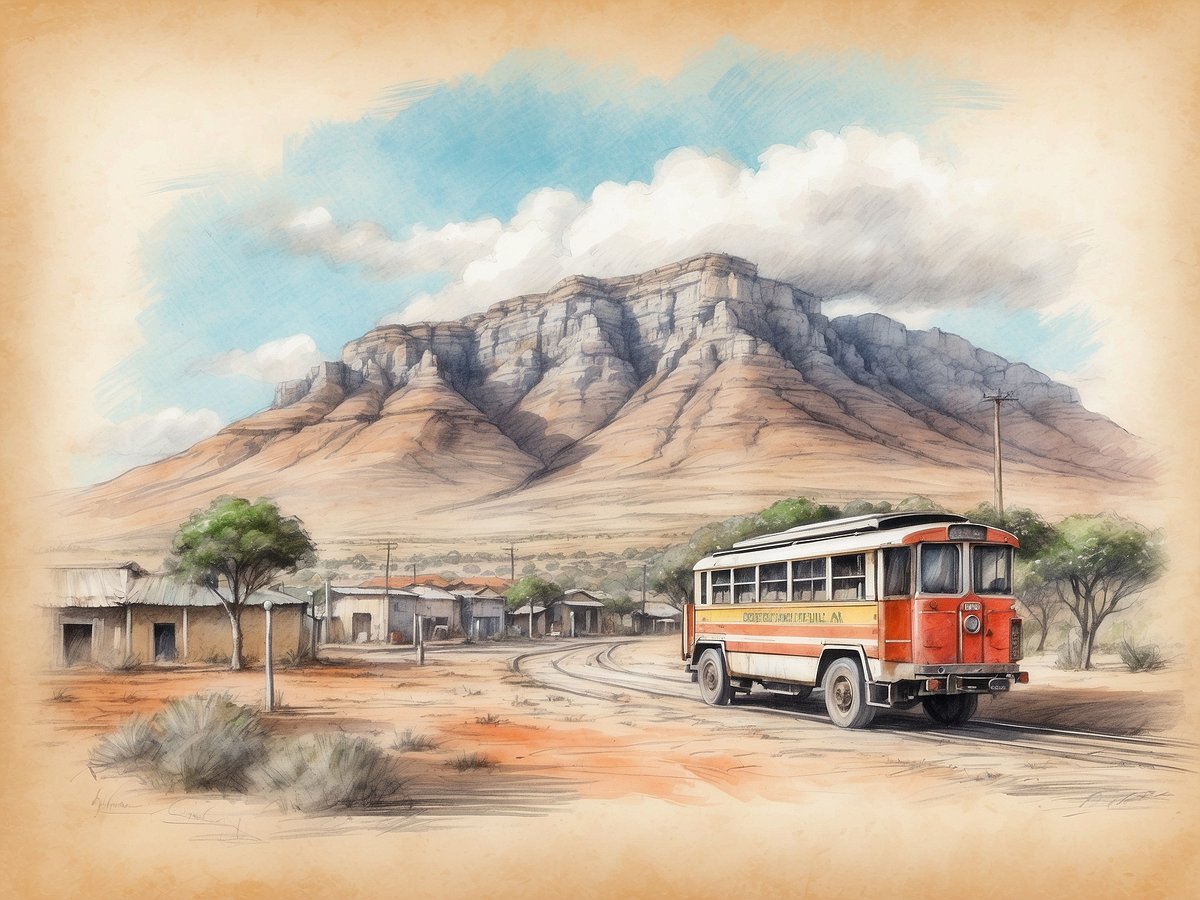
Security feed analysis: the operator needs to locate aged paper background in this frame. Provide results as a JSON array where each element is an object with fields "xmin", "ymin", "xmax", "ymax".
[{"xmin": 2, "ymin": 1, "xmax": 1198, "ymax": 896}]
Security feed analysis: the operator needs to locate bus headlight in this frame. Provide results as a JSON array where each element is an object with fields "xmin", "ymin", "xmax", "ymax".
[{"xmin": 963, "ymin": 614, "xmax": 981, "ymax": 634}]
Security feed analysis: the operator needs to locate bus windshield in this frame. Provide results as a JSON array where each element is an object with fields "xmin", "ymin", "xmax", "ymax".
[
  {"xmin": 973, "ymin": 545, "xmax": 1014, "ymax": 595},
  {"xmin": 919, "ymin": 544, "xmax": 961, "ymax": 594}
]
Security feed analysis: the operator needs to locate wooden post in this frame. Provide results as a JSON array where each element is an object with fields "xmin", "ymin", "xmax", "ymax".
[
  {"xmin": 182, "ymin": 606, "xmax": 189, "ymax": 661},
  {"xmin": 263, "ymin": 601, "xmax": 275, "ymax": 711},
  {"xmin": 124, "ymin": 604, "xmax": 132, "ymax": 657},
  {"xmin": 417, "ymin": 615, "xmax": 425, "ymax": 666}
]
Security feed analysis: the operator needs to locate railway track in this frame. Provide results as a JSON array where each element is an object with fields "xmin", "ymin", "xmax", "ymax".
[{"xmin": 513, "ymin": 640, "xmax": 1196, "ymax": 774}]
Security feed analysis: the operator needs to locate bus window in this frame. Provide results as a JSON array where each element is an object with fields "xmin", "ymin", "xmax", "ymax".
[
  {"xmin": 792, "ymin": 558, "xmax": 826, "ymax": 602},
  {"xmin": 832, "ymin": 554, "xmax": 866, "ymax": 600},
  {"xmin": 711, "ymin": 570, "xmax": 731, "ymax": 604},
  {"xmin": 734, "ymin": 567, "xmax": 756, "ymax": 604},
  {"xmin": 760, "ymin": 563, "xmax": 787, "ymax": 601},
  {"xmin": 699, "ymin": 571, "xmax": 710, "ymax": 605},
  {"xmin": 883, "ymin": 547, "xmax": 912, "ymax": 597},
  {"xmin": 920, "ymin": 544, "xmax": 961, "ymax": 594},
  {"xmin": 973, "ymin": 545, "xmax": 1013, "ymax": 594}
]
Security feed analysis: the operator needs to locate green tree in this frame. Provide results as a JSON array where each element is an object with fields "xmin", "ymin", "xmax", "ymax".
[
  {"xmin": 964, "ymin": 503, "xmax": 1055, "ymax": 560},
  {"xmin": 1031, "ymin": 515, "xmax": 1166, "ymax": 669},
  {"xmin": 603, "ymin": 594, "xmax": 639, "ymax": 617},
  {"xmin": 170, "ymin": 497, "xmax": 316, "ymax": 671},
  {"xmin": 1014, "ymin": 567, "xmax": 1065, "ymax": 652},
  {"xmin": 504, "ymin": 576, "xmax": 562, "ymax": 612}
]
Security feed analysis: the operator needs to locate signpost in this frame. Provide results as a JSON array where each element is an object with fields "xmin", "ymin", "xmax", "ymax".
[{"xmin": 263, "ymin": 599, "xmax": 275, "ymax": 712}]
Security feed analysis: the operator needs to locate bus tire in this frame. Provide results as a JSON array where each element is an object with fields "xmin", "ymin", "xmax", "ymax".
[
  {"xmin": 921, "ymin": 694, "xmax": 978, "ymax": 726},
  {"xmin": 697, "ymin": 648, "xmax": 732, "ymax": 706},
  {"xmin": 822, "ymin": 657, "xmax": 877, "ymax": 729}
]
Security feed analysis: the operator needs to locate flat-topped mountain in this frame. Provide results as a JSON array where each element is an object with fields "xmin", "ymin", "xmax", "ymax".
[{"xmin": 60, "ymin": 253, "xmax": 1152, "ymax": 552}]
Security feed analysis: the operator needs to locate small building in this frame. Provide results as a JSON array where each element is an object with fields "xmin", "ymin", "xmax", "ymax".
[
  {"xmin": 327, "ymin": 580, "xmax": 462, "ymax": 643},
  {"xmin": 46, "ymin": 563, "xmax": 306, "ymax": 666},
  {"xmin": 632, "ymin": 600, "xmax": 683, "ymax": 634},
  {"xmin": 508, "ymin": 604, "xmax": 548, "ymax": 637},
  {"xmin": 451, "ymin": 586, "xmax": 506, "ymax": 640},
  {"xmin": 546, "ymin": 589, "xmax": 605, "ymax": 637}
]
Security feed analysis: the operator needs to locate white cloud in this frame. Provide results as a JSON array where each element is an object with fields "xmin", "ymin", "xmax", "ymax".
[
  {"xmin": 275, "ymin": 127, "xmax": 1084, "ymax": 325},
  {"xmin": 196, "ymin": 334, "xmax": 323, "ymax": 383},
  {"xmin": 86, "ymin": 407, "xmax": 223, "ymax": 461}
]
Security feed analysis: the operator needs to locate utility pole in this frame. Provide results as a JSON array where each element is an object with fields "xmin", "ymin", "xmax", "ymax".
[
  {"xmin": 505, "ymin": 543, "xmax": 526, "ymax": 638},
  {"xmin": 641, "ymin": 563, "xmax": 647, "ymax": 634},
  {"xmin": 380, "ymin": 541, "xmax": 397, "ymax": 643},
  {"xmin": 411, "ymin": 563, "xmax": 417, "ymax": 586},
  {"xmin": 983, "ymin": 393, "xmax": 1016, "ymax": 517}
]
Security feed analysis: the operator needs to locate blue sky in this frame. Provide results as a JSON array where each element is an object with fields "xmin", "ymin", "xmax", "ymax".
[{"xmin": 83, "ymin": 38, "xmax": 1093, "ymax": 483}]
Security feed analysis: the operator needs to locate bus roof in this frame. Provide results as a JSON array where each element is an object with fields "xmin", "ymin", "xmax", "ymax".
[{"xmin": 725, "ymin": 512, "xmax": 969, "ymax": 555}]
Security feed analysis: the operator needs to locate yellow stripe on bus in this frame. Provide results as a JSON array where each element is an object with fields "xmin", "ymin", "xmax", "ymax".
[{"xmin": 694, "ymin": 603, "xmax": 877, "ymax": 626}]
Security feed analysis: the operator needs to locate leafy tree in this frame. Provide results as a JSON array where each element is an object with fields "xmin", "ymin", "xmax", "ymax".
[
  {"xmin": 603, "ymin": 594, "xmax": 639, "ymax": 617},
  {"xmin": 504, "ymin": 576, "xmax": 562, "ymax": 611},
  {"xmin": 964, "ymin": 503, "xmax": 1055, "ymax": 560},
  {"xmin": 651, "ymin": 558, "xmax": 695, "ymax": 608},
  {"xmin": 1014, "ymin": 567, "xmax": 1066, "ymax": 652},
  {"xmin": 170, "ymin": 497, "xmax": 316, "ymax": 671},
  {"xmin": 1030, "ymin": 515, "xmax": 1166, "ymax": 669}
]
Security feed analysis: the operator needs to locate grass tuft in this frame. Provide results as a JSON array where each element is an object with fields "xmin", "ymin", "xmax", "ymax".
[
  {"xmin": 447, "ymin": 752, "xmax": 497, "ymax": 772},
  {"xmin": 391, "ymin": 729, "xmax": 439, "ymax": 752}
]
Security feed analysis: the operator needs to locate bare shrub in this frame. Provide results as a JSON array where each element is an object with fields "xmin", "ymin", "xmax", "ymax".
[
  {"xmin": 152, "ymin": 693, "xmax": 269, "ymax": 792},
  {"xmin": 89, "ymin": 717, "xmax": 160, "ymax": 773},
  {"xmin": 256, "ymin": 734, "xmax": 404, "ymax": 812},
  {"xmin": 1054, "ymin": 634, "xmax": 1083, "ymax": 670},
  {"xmin": 1117, "ymin": 639, "xmax": 1167, "ymax": 673}
]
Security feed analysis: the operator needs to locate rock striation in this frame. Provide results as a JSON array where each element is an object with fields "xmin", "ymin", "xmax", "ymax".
[{"xmin": 65, "ymin": 253, "xmax": 1152, "ymax": 548}]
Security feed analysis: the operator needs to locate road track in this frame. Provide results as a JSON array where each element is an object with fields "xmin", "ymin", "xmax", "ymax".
[{"xmin": 513, "ymin": 639, "xmax": 1196, "ymax": 774}]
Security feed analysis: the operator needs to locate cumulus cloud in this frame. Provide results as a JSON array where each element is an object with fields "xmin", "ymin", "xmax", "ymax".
[
  {"xmin": 275, "ymin": 128, "xmax": 1083, "ymax": 324},
  {"xmin": 87, "ymin": 407, "xmax": 223, "ymax": 461},
  {"xmin": 195, "ymin": 334, "xmax": 323, "ymax": 383}
]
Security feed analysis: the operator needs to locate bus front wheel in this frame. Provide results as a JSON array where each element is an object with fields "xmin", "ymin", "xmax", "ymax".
[
  {"xmin": 922, "ymin": 693, "xmax": 978, "ymax": 726},
  {"xmin": 822, "ymin": 658, "xmax": 877, "ymax": 729},
  {"xmin": 697, "ymin": 648, "xmax": 732, "ymax": 706}
]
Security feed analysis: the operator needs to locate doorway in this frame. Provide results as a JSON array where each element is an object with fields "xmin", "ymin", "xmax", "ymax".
[
  {"xmin": 153, "ymin": 623, "xmax": 177, "ymax": 662},
  {"xmin": 62, "ymin": 623, "xmax": 93, "ymax": 666},
  {"xmin": 352, "ymin": 612, "xmax": 372, "ymax": 642}
]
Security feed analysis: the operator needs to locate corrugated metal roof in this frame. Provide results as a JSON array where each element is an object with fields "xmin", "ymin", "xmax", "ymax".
[
  {"xmin": 636, "ymin": 602, "xmax": 683, "ymax": 619},
  {"xmin": 510, "ymin": 605, "xmax": 547, "ymax": 615},
  {"xmin": 46, "ymin": 566, "xmax": 304, "ymax": 608},
  {"xmin": 130, "ymin": 576, "xmax": 301, "ymax": 608},
  {"xmin": 49, "ymin": 566, "xmax": 137, "ymax": 607}
]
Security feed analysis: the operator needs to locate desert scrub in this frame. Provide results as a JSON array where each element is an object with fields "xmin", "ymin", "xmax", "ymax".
[
  {"xmin": 448, "ymin": 752, "xmax": 497, "ymax": 772},
  {"xmin": 89, "ymin": 716, "xmax": 160, "ymax": 773},
  {"xmin": 90, "ymin": 693, "xmax": 268, "ymax": 793},
  {"xmin": 91, "ymin": 693, "xmax": 406, "ymax": 813},
  {"xmin": 256, "ymin": 733, "xmax": 404, "ymax": 812},
  {"xmin": 1117, "ymin": 639, "xmax": 1167, "ymax": 672},
  {"xmin": 392, "ymin": 729, "xmax": 438, "ymax": 752}
]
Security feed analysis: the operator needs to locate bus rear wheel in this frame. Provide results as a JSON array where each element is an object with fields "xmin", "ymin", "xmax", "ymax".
[
  {"xmin": 922, "ymin": 694, "xmax": 978, "ymax": 726},
  {"xmin": 697, "ymin": 648, "xmax": 732, "ymax": 706},
  {"xmin": 822, "ymin": 658, "xmax": 877, "ymax": 729}
]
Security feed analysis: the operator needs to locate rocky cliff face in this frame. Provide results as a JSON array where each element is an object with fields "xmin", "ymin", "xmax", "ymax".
[{"xmin": 65, "ymin": 253, "xmax": 1151, "ymax": 549}]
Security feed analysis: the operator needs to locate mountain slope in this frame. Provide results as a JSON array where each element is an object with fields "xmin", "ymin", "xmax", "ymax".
[{"xmin": 58, "ymin": 253, "xmax": 1153, "ymax": 550}]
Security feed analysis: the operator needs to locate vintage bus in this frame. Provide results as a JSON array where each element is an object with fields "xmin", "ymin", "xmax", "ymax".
[{"xmin": 683, "ymin": 512, "xmax": 1027, "ymax": 728}]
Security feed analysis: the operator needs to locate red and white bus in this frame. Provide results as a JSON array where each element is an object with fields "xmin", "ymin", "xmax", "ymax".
[{"xmin": 683, "ymin": 512, "xmax": 1027, "ymax": 728}]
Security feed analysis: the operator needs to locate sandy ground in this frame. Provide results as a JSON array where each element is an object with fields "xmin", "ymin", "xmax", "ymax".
[{"xmin": 14, "ymin": 636, "xmax": 1200, "ymax": 898}]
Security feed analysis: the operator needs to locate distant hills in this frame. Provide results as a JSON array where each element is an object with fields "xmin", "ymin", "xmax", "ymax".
[{"xmin": 58, "ymin": 253, "xmax": 1153, "ymax": 553}]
